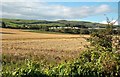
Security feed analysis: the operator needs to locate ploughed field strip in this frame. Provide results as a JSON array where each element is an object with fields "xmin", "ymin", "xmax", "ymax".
[
  {"xmin": 2, "ymin": 28, "xmax": 89, "ymax": 62},
  {"xmin": 2, "ymin": 28, "xmax": 89, "ymax": 40}
]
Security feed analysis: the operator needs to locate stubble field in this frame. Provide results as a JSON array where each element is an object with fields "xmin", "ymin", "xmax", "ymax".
[{"xmin": 1, "ymin": 28, "xmax": 89, "ymax": 63}]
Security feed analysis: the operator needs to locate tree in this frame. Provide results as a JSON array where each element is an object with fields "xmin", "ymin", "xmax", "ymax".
[
  {"xmin": 2, "ymin": 22, "xmax": 6, "ymax": 28},
  {"xmin": 87, "ymin": 15, "xmax": 119, "ymax": 52}
]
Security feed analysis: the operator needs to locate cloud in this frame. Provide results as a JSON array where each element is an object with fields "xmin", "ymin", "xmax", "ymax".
[
  {"xmin": 95, "ymin": 4, "xmax": 111, "ymax": 14},
  {"xmin": 100, "ymin": 20, "xmax": 118, "ymax": 25},
  {"xmin": 1, "ymin": 2, "xmax": 113, "ymax": 20},
  {"xmin": 2, "ymin": 0, "xmax": 40, "ymax": 2},
  {"xmin": 2, "ymin": 0, "xmax": 119, "ymax": 2}
]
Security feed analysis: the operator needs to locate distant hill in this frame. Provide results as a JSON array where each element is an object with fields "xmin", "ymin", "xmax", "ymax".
[
  {"xmin": 1, "ymin": 18, "xmax": 120, "ymax": 34},
  {"xmin": 1, "ymin": 18, "xmax": 120, "ymax": 28}
]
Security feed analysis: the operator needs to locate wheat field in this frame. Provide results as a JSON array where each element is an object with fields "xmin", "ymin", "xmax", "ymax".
[{"xmin": 1, "ymin": 28, "xmax": 89, "ymax": 63}]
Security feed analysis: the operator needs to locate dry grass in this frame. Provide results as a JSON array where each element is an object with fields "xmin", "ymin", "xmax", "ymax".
[
  {"xmin": 1, "ymin": 28, "xmax": 89, "ymax": 40},
  {"xmin": 1, "ymin": 28, "xmax": 89, "ymax": 63}
]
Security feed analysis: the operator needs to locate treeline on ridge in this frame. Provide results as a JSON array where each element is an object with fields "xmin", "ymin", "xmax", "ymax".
[{"xmin": 1, "ymin": 18, "xmax": 120, "ymax": 34}]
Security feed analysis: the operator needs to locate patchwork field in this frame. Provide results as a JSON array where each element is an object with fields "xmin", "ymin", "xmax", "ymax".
[{"xmin": 1, "ymin": 28, "xmax": 89, "ymax": 63}]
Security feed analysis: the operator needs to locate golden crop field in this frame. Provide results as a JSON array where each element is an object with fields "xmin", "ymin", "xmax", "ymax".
[{"xmin": 1, "ymin": 28, "xmax": 89, "ymax": 63}]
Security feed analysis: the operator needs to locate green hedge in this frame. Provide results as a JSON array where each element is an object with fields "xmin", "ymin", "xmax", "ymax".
[{"xmin": 2, "ymin": 49, "xmax": 120, "ymax": 77}]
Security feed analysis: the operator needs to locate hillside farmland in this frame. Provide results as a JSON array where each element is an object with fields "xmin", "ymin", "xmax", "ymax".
[{"xmin": 1, "ymin": 28, "xmax": 89, "ymax": 63}]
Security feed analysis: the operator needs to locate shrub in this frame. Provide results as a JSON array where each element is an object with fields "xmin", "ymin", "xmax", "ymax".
[
  {"xmin": 2, "ymin": 60, "xmax": 48, "ymax": 77},
  {"xmin": 45, "ymin": 50, "xmax": 120, "ymax": 77}
]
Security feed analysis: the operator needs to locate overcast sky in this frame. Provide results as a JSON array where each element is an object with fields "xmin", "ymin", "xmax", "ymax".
[{"xmin": 1, "ymin": 0, "xmax": 119, "ymax": 24}]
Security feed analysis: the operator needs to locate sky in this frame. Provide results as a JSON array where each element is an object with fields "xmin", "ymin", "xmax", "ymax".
[{"xmin": 1, "ymin": 0, "xmax": 119, "ymax": 24}]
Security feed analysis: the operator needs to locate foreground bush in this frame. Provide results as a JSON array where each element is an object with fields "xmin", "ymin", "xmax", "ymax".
[
  {"xmin": 2, "ymin": 60, "xmax": 48, "ymax": 77},
  {"xmin": 2, "ymin": 49, "xmax": 120, "ymax": 77},
  {"xmin": 46, "ymin": 49, "xmax": 120, "ymax": 77}
]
